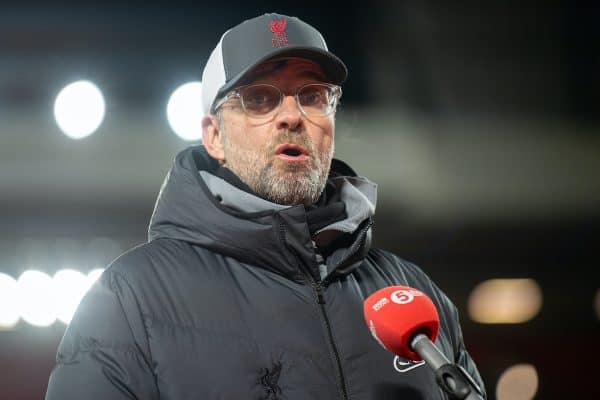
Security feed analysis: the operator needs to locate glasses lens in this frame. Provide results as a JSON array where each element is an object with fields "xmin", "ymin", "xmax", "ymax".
[
  {"xmin": 240, "ymin": 85, "xmax": 281, "ymax": 116},
  {"xmin": 298, "ymin": 84, "xmax": 337, "ymax": 116}
]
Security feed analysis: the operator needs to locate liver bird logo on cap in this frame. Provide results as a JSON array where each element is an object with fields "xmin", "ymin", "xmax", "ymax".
[{"xmin": 270, "ymin": 19, "xmax": 288, "ymax": 47}]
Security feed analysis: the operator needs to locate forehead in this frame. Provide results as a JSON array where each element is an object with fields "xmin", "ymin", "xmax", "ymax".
[{"xmin": 240, "ymin": 58, "xmax": 328, "ymax": 86}]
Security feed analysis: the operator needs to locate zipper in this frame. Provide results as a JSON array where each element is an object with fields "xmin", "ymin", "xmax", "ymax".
[
  {"xmin": 277, "ymin": 217, "xmax": 349, "ymax": 400},
  {"xmin": 308, "ymin": 275, "xmax": 349, "ymax": 400},
  {"xmin": 314, "ymin": 279, "xmax": 326, "ymax": 305},
  {"xmin": 305, "ymin": 219, "xmax": 374, "ymax": 399}
]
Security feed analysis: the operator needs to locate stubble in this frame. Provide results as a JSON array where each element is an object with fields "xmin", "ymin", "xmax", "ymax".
[{"xmin": 220, "ymin": 126, "xmax": 333, "ymax": 206}]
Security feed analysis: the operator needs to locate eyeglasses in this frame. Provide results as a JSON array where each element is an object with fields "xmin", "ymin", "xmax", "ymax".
[{"xmin": 213, "ymin": 83, "xmax": 342, "ymax": 118}]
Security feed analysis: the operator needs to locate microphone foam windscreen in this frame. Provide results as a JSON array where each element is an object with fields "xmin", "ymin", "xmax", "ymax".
[{"xmin": 363, "ymin": 285, "xmax": 440, "ymax": 361}]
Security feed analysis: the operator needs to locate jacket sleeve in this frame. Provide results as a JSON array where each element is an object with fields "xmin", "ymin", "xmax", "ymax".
[
  {"xmin": 46, "ymin": 268, "xmax": 159, "ymax": 400},
  {"xmin": 450, "ymin": 304, "xmax": 487, "ymax": 399},
  {"xmin": 394, "ymin": 255, "xmax": 487, "ymax": 399}
]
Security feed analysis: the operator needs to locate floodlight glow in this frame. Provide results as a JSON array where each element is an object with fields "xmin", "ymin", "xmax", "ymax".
[
  {"xmin": 0, "ymin": 273, "xmax": 19, "ymax": 328},
  {"xmin": 468, "ymin": 278, "xmax": 542, "ymax": 324},
  {"xmin": 496, "ymin": 364, "xmax": 539, "ymax": 400},
  {"xmin": 54, "ymin": 80, "xmax": 105, "ymax": 139},
  {"xmin": 17, "ymin": 270, "xmax": 56, "ymax": 327},
  {"xmin": 167, "ymin": 82, "xmax": 204, "ymax": 141},
  {"xmin": 87, "ymin": 268, "xmax": 105, "ymax": 286},
  {"xmin": 53, "ymin": 269, "xmax": 89, "ymax": 324}
]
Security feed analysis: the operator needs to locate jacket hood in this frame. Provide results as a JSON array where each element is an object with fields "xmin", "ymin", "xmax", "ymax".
[{"xmin": 148, "ymin": 146, "xmax": 376, "ymax": 282}]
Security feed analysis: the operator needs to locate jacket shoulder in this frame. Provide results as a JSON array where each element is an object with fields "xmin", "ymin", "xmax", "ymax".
[
  {"xmin": 106, "ymin": 238, "xmax": 191, "ymax": 278},
  {"xmin": 363, "ymin": 247, "xmax": 459, "ymax": 328},
  {"xmin": 364, "ymin": 248, "xmax": 437, "ymax": 289}
]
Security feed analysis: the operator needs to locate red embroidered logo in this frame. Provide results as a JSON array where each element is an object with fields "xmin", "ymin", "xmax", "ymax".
[{"xmin": 270, "ymin": 19, "xmax": 288, "ymax": 47}]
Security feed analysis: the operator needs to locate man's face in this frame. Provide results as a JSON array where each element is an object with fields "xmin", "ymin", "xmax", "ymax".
[{"xmin": 212, "ymin": 59, "xmax": 336, "ymax": 206}]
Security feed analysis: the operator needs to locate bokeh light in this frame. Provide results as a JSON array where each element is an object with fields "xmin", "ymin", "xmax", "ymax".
[
  {"xmin": 16, "ymin": 270, "xmax": 56, "ymax": 327},
  {"xmin": 87, "ymin": 268, "xmax": 105, "ymax": 287},
  {"xmin": 0, "ymin": 268, "xmax": 106, "ymax": 328},
  {"xmin": 0, "ymin": 273, "xmax": 20, "ymax": 329},
  {"xmin": 496, "ymin": 364, "xmax": 539, "ymax": 400},
  {"xmin": 53, "ymin": 269, "xmax": 89, "ymax": 324},
  {"xmin": 468, "ymin": 278, "xmax": 542, "ymax": 324},
  {"xmin": 54, "ymin": 80, "xmax": 105, "ymax": 139},
  {"xmin": 166, "ymin": 81, "xmax": 204, "ymax": 141}
]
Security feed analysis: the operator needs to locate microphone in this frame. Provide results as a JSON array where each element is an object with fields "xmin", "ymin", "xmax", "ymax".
[{"xmin": 363, "ymin": 286, "xmax": 485, "ymax": 400}]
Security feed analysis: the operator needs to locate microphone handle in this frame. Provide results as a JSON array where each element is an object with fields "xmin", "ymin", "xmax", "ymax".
[{"xmin": 411, "ymin": 334, "xmax": 485, "ymax": 400}]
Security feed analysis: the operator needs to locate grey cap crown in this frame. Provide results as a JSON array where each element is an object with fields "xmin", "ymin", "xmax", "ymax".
[{"xmin": 201, "ymin": 13, "xmax": 347, "ymax": 115}]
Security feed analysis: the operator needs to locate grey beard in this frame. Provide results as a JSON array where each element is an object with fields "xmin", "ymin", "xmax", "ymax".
[
  {"xmin": 253, "ymin": 157, "xmax": 328, "ymax": 206},
  {"xmin": 220, "ymin": 128, "xmax": 333, "ymax": 206}
]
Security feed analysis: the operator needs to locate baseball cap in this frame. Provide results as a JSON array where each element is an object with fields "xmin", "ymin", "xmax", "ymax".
[{"xmin": 201, "ymin": 13, "xmax": 347, "ymax": 115}]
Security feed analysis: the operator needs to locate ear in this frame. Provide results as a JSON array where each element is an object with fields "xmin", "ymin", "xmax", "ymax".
[{"xmin": 202, "ymin": 114, "xmax": 225, "ymax": 163}]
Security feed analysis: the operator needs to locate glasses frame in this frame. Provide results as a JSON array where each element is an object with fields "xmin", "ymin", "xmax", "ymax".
[{"xmin": 213, "ymin": 82, "xmax": 342, "ymax": 118}]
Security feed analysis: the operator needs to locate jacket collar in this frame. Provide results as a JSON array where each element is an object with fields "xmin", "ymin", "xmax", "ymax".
[{"xmin": 148, "ymin": 146, "xmax": 376, "ymax": 282}]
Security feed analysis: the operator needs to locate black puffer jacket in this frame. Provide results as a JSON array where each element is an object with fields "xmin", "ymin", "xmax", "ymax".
[{"xmin": 46, "ymin": 146, "xmax": 485, "ymax": 400}]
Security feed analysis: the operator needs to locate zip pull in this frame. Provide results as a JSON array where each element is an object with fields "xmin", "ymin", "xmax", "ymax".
[{"xmin": 314, "ymin": 281, "xmax": 326, "ymax": 304}]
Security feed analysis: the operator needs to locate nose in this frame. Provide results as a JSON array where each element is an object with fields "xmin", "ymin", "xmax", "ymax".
[{"xmin": 275, "ymin": 95, "xmax": 302, "ymax": 131}]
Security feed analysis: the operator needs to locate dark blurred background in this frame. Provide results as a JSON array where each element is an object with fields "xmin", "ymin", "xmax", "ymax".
[{"xmin": 1, "ymin": 1, "xmax": 598, "ymax": 399}]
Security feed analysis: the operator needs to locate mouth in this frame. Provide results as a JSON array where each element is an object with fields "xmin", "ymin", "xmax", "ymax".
[{"xmin": 275, "ymin": 144, "xmax": 309, "ymax": 162}]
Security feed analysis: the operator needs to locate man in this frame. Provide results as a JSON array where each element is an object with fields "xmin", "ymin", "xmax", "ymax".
[{"xmin": 46, "ymin": 13, "xmax": 486, "ymax": 399}]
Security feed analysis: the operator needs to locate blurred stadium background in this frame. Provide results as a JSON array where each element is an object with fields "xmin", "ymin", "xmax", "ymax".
[{"xmin": 1, "ymin": 1, "xmax": 598, "ymax": 399}]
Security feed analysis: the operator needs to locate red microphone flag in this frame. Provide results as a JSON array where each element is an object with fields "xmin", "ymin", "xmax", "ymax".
[{"xmin": 363, "ymin": 286, "xmax": 440, "ymax": 361}]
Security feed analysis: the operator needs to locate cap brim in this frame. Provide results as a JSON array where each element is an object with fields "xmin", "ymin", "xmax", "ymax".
[{"xmin": 214, "ymin": 46, "xmax": 347, "ymax": 108}]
